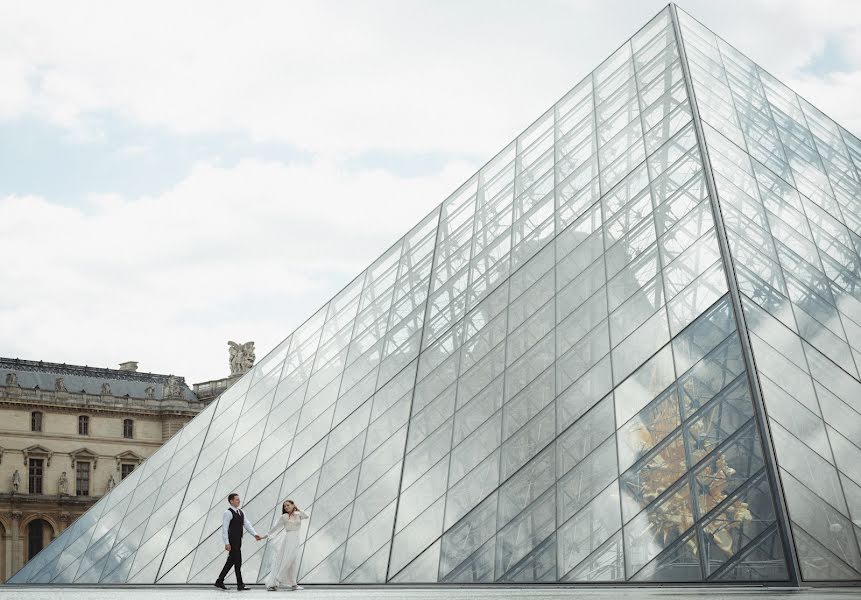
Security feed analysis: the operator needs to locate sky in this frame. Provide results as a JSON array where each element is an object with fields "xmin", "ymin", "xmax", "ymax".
[{"xmin": 1, "ymin": 0, "xmax": 860, "ymax": 384}]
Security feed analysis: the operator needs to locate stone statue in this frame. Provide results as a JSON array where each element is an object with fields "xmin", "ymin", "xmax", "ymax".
[
  {"xmin": 101, "ymin": 382, "xmax": 111, "ymax": 395},
  {"xmin": 55, "ymin": 377, "xmax": 67, "ymax": 392},
  {"xmin": 58, "ymin": 471, "xmax": 69, "ymax": 495},
  {"xmin": 164, "ymin": 375, "xmax": 183, "ymax": 399},
  {"xmin": 105, "ymin": 474, "xmax": 116, "ymax": 492},
  {"xmin": 228, "ymin": 341, "xmax": 256, "ymax": 376},
  {"xmin": 144, "ymin": 386, "xmax": 155, "ymax": 399},
  {"xmin": 5, "ymin": 373, "xmax": 18, "ymax": 386},
  {"xmin": 12, "ymin": 469, "xmax": 21, "ymax": 492}
]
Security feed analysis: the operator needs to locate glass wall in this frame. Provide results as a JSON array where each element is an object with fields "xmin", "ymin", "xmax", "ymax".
[
  {"xmin": 678, "ymin": 7, "xmax": 861, "ymax": 582},
  {"xmin": 12, "ymin": 4, "xmax": 861, "ymax": 586}
]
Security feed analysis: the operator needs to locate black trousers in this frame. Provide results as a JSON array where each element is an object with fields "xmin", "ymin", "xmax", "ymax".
[{"xmin": 217, "ymin": 539, "xmax": 243, "ymax": 586}]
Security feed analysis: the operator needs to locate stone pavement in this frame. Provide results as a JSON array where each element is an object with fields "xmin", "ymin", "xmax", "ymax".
[{"xmin": 1, "ymin": 587, "xmax": 859, "ymax": 600}]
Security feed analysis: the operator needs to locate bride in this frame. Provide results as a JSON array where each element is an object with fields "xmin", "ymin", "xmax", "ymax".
[{"xmin": 262, "ymin": 499, "xmax": 309, "ymax": 591}]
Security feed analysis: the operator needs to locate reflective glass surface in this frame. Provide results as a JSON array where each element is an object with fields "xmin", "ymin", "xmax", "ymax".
[
  {"xmin": 13, "ymin": 3, "xmax": 861, "ymax": 586},
  {"xmin": 679, "ymin": 7, "xmax": 861, "ymax": 582}
]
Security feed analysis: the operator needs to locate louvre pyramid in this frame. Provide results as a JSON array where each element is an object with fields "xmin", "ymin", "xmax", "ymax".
[{"xmin": 11, "ymin": 4, "xmax": 861, "ymax": 586}]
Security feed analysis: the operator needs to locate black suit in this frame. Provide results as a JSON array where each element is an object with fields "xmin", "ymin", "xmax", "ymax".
[{"xmin": 217, "ymin": 508, "xmax": 248, "ymax": 587}]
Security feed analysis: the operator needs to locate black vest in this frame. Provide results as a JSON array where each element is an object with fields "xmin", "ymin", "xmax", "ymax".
[{"xmin": 228, "ymin": 508, "xmax": 244, "ymax": 544}]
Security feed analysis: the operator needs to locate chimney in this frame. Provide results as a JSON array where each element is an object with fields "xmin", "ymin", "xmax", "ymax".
[{"xmin": 119, "ymin": 361, "xmax": 139, "ymax": 372}]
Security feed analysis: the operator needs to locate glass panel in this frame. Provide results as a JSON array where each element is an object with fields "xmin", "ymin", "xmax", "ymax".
[
  {"xmin": 771, "ymin": 420, "xmax": 846, "ymax": 514},
  {"xmin": 495, "ymin": 488, "xmax": 555, "ymax": 578},
  {"xmin": 563, "ymin": 530, "xmax": 625, "ymax": 582},
  {"xmin": 700, "ymin": 474, "xmax": 777, "ymax": 577},
  {"xmin": 632, "ymin": 531, "xmax": 702, "ymax": 581},
  {"xmin": 781, "ymin": 470, "xmax": 861, "ymax": 573},
  {"xmin": 439, "ymin": 492, "xmax": 498, "ymax": 579},
  {"xmin": 624, "ymin": 480, "xmax": 695, "ymax": 577},
  {"xmin": 617, "ymin": 385, "xmax": 681, "ymax": 473},
  {"xmin": 558, "ymin": 437, "xmax": 618, "ymax": 524},
  {"xmin": 615, "ymin": 345, "xmax": 676, "ymax": 426},
  {"xmin": 557, "ymin": 481, "xmax": 622, "ymax": 579}
]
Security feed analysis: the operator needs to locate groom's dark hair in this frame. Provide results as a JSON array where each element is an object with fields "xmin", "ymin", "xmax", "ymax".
[{"xmin": 228, "ymin": 493, "xmax": 239, "ymax": 502}]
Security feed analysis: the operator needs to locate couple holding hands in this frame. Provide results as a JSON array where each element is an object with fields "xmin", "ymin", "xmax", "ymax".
[{"xmin": 214, "ymin": 492, "xmax": 309, "ymax": 592}]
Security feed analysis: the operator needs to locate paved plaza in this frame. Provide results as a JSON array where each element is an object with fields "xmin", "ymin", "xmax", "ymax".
[{"xmin": 1, "ymin": 586, "xmax": 859, "ymax": 600}]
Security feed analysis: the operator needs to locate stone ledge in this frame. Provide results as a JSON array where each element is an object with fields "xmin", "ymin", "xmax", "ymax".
[
  {"xmin": 0, "ymin": 492, "xmax": 98, "ymax": 507},
  {"xmin": 0, "ymin": 387, "xmax": 203, "ymax": 417}
]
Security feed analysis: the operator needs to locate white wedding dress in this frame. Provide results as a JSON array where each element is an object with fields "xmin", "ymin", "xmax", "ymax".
[{"xmin": 265, "ymin": 510, "xmax": 309, "ymax": 589}]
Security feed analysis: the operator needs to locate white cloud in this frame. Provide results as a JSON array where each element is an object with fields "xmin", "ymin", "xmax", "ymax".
[
  {"xmin": 0, "ymin": 158, "xmax": 474, "ymax": 382},
  {"xmin": 1, "ymin": 3, "xmax": 859, "ymax": 149},
  {"xmin": 2, "ymin": 0, "xmax": 861, "ymax": 385},
  {"xmin": 674, "ymin": 1, "xmax": 861, "ymax": 131},
  {"xmin": 0, "ymin": 1, "xmax": 858, "ymax": 154}
]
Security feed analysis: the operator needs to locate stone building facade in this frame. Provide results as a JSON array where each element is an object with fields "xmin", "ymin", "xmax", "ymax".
[{"xmin": 0, "ymin": 348, "xmax": 252, "ymax": 583}]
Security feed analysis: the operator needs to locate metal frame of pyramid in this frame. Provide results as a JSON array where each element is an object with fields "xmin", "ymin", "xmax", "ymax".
[{"xmin": 10, "ymin": 3, "xmax": 861, "ymax": 587}]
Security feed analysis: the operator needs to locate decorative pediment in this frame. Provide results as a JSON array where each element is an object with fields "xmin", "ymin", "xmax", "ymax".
[
  {"xmin": 115, "ymin": 450, "xmax": 143, "ymax": 470},
  {"xmin": 69, "ymin": 447, "xmax": 98, "ymax": 470},
  {"xmin": 22, "ymin": 444, "xmax": 53, "ymax": 467}
]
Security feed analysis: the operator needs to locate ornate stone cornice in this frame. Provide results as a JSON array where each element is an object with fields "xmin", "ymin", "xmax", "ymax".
[
  {"xmin": 115, "ymin": 450, "xmax": 143, "ymax": 470},
  {"xmin": 2, "ymin": 447, "xmax": 156, "ymax": 467},
  {"xmin": 22, "ymin": 444, "xmax": 53, "ymax": 467},
  {"xmin": 1, "ymin": 431, "xmax": 164, "ymax": 448},
  {"xmin": 69, "ymin": 447, "xmax": 98, "ymax": 470},
  {"xmin": 0, "ymin": 492, "xmax": 98, "ymax": 509},
  {"xmin": 0, "ymin": 387, "xmax": 203, "ymax": 418}
]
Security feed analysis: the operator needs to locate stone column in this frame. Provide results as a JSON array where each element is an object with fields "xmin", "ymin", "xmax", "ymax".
[
  {"xmin": 9, "ymin": 511, "xmax": 21, "ymax": 574},
  {"xmin": 4, "ymin": 524, "xmax": 12, "ymax": 584},
  {"xmin": 58, "ymin": 512, "xmax": 70, "ymax": 534}
]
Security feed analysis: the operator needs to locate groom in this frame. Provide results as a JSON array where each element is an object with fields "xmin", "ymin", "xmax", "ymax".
[{"xmin": 214, "ymin": 492, "xmax": 262, "ymax": 591}]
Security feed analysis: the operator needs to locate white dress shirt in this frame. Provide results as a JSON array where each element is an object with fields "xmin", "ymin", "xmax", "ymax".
[{"xmin": 221, "ymin": 507, "xmax": 259, "ymax": 544}]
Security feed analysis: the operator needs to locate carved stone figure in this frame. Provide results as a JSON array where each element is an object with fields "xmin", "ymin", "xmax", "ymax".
[
  {"xmin": 12, "ymin": 469, "xmax": 21, "ymax": 492},
  {"xmin": 5, "ymin": 373, "xmax": 18, "ymax": 386},
  {"xmin": 55, "ymin": 377, "xmax": 67, "ymax": 392},
  {"xmin": 228, "ymin": 341, "xmax": 256, "ymax": 376},
  {"xmin": 58, "ymin": 471, "xmax": 69, "ymax": 495},
  {"xmin": 105, "ymin": 474, "xmax": 116, "ymax": 492},
  {"xmin": 144, "ymin": 386, "xmax": 155, "ymax": 399},
  {"xmin": 164, "ymin": 375, "xmax": 183, "ymax": 399},
  {"xmin": 101, "ymin": 382, "xmax": 111, "ymax": 395}
]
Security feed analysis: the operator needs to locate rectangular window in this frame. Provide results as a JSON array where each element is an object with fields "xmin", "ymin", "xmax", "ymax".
[
  {"xmin": 78, "ymin": 416, "xmax": 89, "ymax": 436},
  {"xmin": 75, "ymin": 462, "xmax": 90, "ymax": 496},
  {"xmin": 123, "ymin": 419, "xmax": 133, "ymax": 439},
  {"xmin": 121, "ymin": 463, "xmax": 135, "ymax": 480},
  {"xmin": 31, "ymin": 412, "xmax": 42, "ymax": 432},
  {"xmin": 28, "ymin": 458, "xmax": 44, "ymax": 494}
]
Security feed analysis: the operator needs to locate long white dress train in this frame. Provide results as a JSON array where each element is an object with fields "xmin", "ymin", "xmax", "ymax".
[{"xmin": 264, "ymin": 510, "xmax": 309, "ymax": 589}]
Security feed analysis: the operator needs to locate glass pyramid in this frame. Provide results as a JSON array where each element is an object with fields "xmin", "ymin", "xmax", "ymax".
[{"xmin": 10, "ymin": 4, "xmax": 861, "ymax": 586}]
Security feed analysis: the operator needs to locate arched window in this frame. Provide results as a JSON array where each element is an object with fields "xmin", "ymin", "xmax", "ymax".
[
  {"xmin": 27, "ymin": 519, "xmax": 47, "ymax": 560},
  {"xmin": 78, "ymin": 415, "xmax": 89, "ymax": 436},
  {"xmin": 123, "ymin": 419, "xmax": 134, "ymax": 439},
  {"xmin": 31, "ymin": 411, "xmax": 42, "ymax": 432}
]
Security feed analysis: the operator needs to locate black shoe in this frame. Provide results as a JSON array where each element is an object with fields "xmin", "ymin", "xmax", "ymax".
[
  {"xmin": 214, "ymin": 581, "xmax": 226, "ymax": 590},
  {"xmin": 238, "ymin": 586, "xmax": 251, "ymax": 591}
]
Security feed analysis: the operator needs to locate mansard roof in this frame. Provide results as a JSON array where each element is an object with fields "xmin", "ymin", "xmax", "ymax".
[{"xmin": 0, "ymin": 357, "xmax": 198, "ymax": 401}]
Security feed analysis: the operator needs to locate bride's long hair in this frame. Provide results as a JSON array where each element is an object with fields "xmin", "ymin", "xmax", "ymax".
[{"xmin": 282, "ymin": 499, "xmax": 295, "ymax": 514}]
